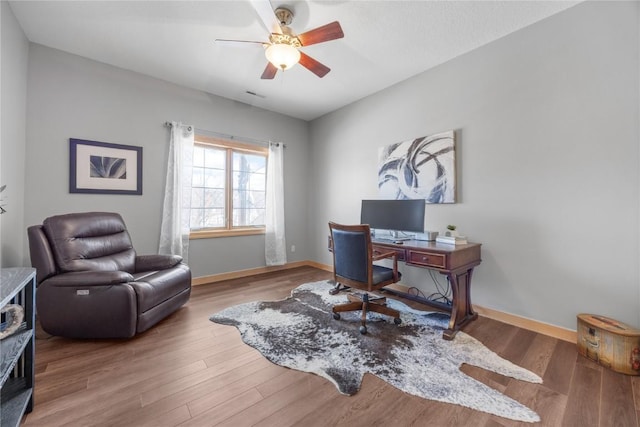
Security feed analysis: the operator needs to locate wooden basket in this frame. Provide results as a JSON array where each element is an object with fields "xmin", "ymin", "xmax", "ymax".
[{"xmin": 577, "ymin": 313, "xmax": 640, "ymax": 375}]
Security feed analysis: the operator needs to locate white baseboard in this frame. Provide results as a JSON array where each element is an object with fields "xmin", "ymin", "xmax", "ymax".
[{"xmin": 193, "ymin": 261, "xmax": 576, "ymax": 343}]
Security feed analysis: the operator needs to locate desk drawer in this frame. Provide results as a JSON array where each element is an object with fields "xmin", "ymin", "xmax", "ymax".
[{"xmin": 407, "ymin": 250, "xmax": 446, "ymax": 269}]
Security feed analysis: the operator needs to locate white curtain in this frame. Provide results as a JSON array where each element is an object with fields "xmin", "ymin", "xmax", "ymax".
[
  {"xmin": 265, "ymin": 142, "xmax": 287, "ymax": 266},
  {"xmin": 159, "ymin": 122, "xmax": 194, "ymax": 262}
]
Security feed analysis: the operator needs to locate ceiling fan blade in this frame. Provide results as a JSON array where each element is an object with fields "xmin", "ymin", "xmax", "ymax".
[
  {"xmin": 299, "ymin": 52, "xmax": 330, "ymax": 78},
  {"xmin": 251, "ymin": 0, "xmax": 282, "ymax": 35},
  {"xmin": 298, "ymin": 21, "xmax": 344, "ymax": 46},
  {"xmin": 215, "ymin": 39, "xmax": 267, "ymax": 48},
  {"xmin": 261, "ymin": 62, "xmax": 278, "ymax": 79}
]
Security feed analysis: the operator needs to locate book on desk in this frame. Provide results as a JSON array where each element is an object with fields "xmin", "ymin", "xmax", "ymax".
[{"xmin": 435, "ymin": 235, "xmax": 468, "ymax": 245}]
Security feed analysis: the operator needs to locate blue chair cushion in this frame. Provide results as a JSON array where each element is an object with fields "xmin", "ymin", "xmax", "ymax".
[{"xmin": 372, "ymin": 265, "xmax": 401, "ymax": 285}]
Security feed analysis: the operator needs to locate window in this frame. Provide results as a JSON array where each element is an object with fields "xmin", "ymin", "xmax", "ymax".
[{"xmin": 190, "ymin": 135, "xmax": 267, "ymax": 238}]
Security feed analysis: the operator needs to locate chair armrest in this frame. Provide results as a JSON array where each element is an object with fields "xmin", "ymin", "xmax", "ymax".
[
  {"xmin": 42, "ymin": 271, "xmax": 134, "ymax": 288},
  {"xmin": 135, "ymin": 254, "xmax": 183, "ymax": 272},
  {"xmin": 372, "ymin": 251, "xmax": 396, "ymax": 261},
  {"xmin": 372, "ymin": 250, "xmax": 400, "ymax": 281}
]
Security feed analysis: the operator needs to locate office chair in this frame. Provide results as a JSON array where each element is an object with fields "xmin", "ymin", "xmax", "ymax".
[{"xmin": 328, "ymin": 221, "xmax": 402, "ymax": 334}]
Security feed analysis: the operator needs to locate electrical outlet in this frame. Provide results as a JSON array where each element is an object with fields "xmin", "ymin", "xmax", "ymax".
[{"xmin": 291, "ymin": 245, "xmax": 296, "ymax": 253}]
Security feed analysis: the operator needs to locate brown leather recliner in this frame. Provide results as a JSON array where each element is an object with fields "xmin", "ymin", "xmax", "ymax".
[{"xmin": 27, "ymin": 212, "xmax": 191, "ymax": 339}]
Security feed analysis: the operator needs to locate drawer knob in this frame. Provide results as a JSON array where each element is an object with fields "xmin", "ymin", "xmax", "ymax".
[{"xmin": 422, "ymin": 257, "xmax": 428, "ymax": 261}]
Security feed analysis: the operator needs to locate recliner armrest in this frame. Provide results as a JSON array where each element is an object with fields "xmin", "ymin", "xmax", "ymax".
[
  {"xmin": 42, "ymin": 270, "xmax": 134, "ymax": 287},
  {"xmin": 135, "ymin": 254, "xmax": 183, "ymax": 272}
]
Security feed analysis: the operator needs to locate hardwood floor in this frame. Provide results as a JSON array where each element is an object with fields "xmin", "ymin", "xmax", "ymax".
[{"xmin": 23, "ymin": 266, "xmax": 640, "ymax": 426}]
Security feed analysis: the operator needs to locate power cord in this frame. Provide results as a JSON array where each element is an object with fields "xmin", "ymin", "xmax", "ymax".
[
  {"xmin": 426, "ymin": 270, "xmax": 452, "ymax": 306},
  {"xmin": 406, "ymin": 286, "xmax": 427, "ymax": 299},
  {"xmin": 395, "ymin": 266, "xmax": 452, "ymax": 306}
]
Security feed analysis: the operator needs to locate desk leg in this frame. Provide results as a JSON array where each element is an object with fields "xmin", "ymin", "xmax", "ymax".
[{"xmin": 443, "ymin": 267, "xmax": 478, "ymax": 340}]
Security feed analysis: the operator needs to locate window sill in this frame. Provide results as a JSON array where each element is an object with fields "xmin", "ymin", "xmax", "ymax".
[{"xmin": 190, "ymin": 228, "xmax": 265, "ymax": 239}]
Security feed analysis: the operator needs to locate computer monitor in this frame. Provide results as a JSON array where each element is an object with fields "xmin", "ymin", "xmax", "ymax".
[{"xmin": 360, "ymin": 199, "xmax": 425, "ymax": 239}]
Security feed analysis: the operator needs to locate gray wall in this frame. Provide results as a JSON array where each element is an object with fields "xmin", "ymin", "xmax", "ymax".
[
  {"xmin": 309, "ymin": 1, "xmax": 640, "ymax": 331},
  {"xmin": 0, "ymin": 1, "xmax": 29, "ymax": 267},
  {"xmin": 24, "ymin": 44, "xmax": 311, "ymax": 278},
  {"xmin": 9, "ymin": 1, "xmax": 640, "ymax": 333}
]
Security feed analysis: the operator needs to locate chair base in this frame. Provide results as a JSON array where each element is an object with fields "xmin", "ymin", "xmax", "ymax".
[
  {"xmin": 329, "ymin": 281, "xmax": 349, "ymax": 295},
  {"xmin": 331, "ymin": 290, "xmax": 402, "ymax": 334}
]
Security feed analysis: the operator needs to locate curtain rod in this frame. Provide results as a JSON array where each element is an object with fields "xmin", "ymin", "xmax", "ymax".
[{"xmin": 163, "ymin": 121, "xmax": 285, "ymax": 148}]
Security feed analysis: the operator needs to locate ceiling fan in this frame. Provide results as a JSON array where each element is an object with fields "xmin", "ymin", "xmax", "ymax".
[{"xmin": 215, "ymin": 0, "xmax": 344, "ymax": 79}]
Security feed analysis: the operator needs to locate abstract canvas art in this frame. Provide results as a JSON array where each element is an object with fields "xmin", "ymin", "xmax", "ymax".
[{"xmin": 378, "ymin": 130, "xmax": 456, "ymax": 203}]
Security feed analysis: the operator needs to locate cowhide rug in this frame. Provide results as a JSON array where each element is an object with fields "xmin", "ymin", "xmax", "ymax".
[{"xmin": 210, "ymin": 280, "xmax": 542, "ymax": 422}]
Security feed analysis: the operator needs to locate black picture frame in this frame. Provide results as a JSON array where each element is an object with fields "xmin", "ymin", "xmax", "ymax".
[{"xmin": 69, "ymin": 138, "xmax": 143, "ymax": 195}]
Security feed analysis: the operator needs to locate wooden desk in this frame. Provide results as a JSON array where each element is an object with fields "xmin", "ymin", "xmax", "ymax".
[
  {"xmin": 374, "ymin": 239, "xmax": 481, "ymax": 339},
  {"xmin": 330, "ymin": 237, "xmax": 482, "ymax": 340}
]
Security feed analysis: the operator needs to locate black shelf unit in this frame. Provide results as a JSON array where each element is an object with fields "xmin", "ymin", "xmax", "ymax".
[{"xmin": 1, "ymin": 267, "xmax": 36, "ymax": 427}]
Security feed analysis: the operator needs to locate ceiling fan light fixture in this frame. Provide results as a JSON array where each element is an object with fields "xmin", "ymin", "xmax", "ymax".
[{"xmin": 265, "ymin": 43, "xmax": 301, "ymax": 71}]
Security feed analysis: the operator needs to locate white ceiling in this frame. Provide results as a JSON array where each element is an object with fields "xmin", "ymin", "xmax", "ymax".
[{"xmin": 9, "ymin": 0, "xmax": 580, "ymax": 121}]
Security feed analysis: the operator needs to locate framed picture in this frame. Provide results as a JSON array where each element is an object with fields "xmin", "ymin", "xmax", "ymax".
[
  {"xmin": 378, "ymin": 130, "xmax": 456, "ymax": 203},
  {"xmin": 69, "ymin": 138, "xmax": 142, "ymax": 195}
]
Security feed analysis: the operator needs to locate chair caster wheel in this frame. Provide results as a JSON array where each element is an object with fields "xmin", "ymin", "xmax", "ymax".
[
  {"xmin": 359, "ymin": 326, "xmax": 367, "ymax": 334},
  {"xmin": 394, "ymin": 317, "xmax": 402, "ymax": 325},
  {"xmin": 333, "ymin": 312, "xmax": 341, "ymax": 320}
]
